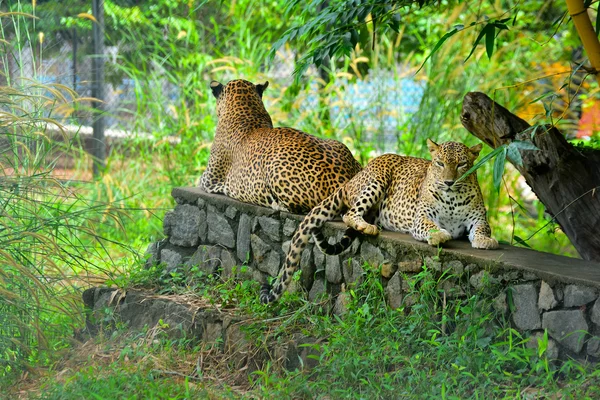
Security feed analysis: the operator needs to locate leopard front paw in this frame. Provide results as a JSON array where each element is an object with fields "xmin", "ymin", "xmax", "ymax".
[
  {"xmin": 343, "ymin": 215, "xmax": 379, "ymax": 236},
  {"xmin": 471, "ymin": 236, "xmax": 499, "ymax": 250},
  {"xmin": 427, "ymin": 230, "xmax": 452, "ymax": 246}
]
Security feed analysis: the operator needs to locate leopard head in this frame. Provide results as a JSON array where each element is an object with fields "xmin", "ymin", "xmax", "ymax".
[
  {"xmin": 209, "ymin": 79, "xmax": 272, "ymax": 127},
  {"xmin": 426, "ymin": 139, "xmax": 483, "ymax": 191}
]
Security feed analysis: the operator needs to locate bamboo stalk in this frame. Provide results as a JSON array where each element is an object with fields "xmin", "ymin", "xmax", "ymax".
[{"xmin": 566, "ymin": 0, "xmax": 600, "ymax": 85}]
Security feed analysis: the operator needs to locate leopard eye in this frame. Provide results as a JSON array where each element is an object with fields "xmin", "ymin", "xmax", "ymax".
[
  {"xmin": 457, "ymin": 162, "xmax": 467, "ymax": 169},
  {"xmin": 435, "ymin": 161, "xmax": 444, "ymax": 167}
]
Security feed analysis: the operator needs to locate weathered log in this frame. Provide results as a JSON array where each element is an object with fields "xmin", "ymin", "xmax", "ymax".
[{"xmin": 461, "ymin": 92, "xmax": 600, "ymax": 262}]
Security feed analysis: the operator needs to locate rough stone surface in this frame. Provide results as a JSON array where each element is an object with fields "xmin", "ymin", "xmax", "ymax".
[
  {"xmin": 333, "ymin": 292, "xmax": 350, "ymax": 316},
  {"xmin": 161, "ymin": 248, "xmax": 184, "ymax": 273},
  {"xmin": 385, "ymin": 272, "xmax": 403, "ymax": 309},
  {"xmin": 196, "ymin": 198, "xmax": 205, "ymax": 209},
  {"xmin": 257, "ymin": 251, "xmax": 281, "ymax": 277},
  {"xmin": 563, "ymin": 285, "xmax": 598, "ymax": 307},
  {"xmin": 587, "ymin": 336, "xmax": 600, "ymax": 357},
  {"xmin": 343, "ymin": 259, "xmax": 365, "ymax": 285},
  {"xmin": 511, "ymin": 284, "xmax": 542, "ymax": 330},
  {"xmin": 251, "ymin": 234, "xmax": 271, "ymax": 263},
  {"xmin": 444, "ymin": 260, "xmax": 464, "ymax": 275},
  {"xmin": 526, "ymin": 331, "xmax": 559, "ymax": 360},
  {"xmin": 257, "ymin": 216, "xmax": 281, "ymax": 241},
  {"xmin": 202, "ymin": 322, "xmax": 223, "ymax": 344},
  {"xmin": 360, "ymin": 242, "xmax": 384, "ymax": 267},
  {"xmin": 398, "ymin": 259, "xmax": 423, "ymax": 273},
  {"xmin": 522, "ymin": 272, "xmax": 538, "ymax": 281},
  {"xmin": 220, "ymin": 250, "xmax": 238, "ymax": 278},
  {"xmin": 538, "ymin": 281, "xmax": 558, "ymax": 311},
  {"xmin": 282, "ymin": 240, "xmax": 291, "ymax": 256},
  {"xmin": 313, "ymin": 246, "xmax": 325, "ymax": 271},
  {"xmin": 464, "ymin": 264, "xmax": 479, "ymax": 274},
  {"xmin": 283, "ymin": 219, "xmax": 298, "ymax": 237},
  {"xmin": 237, "ymin": 214, "xmax": 253, "ymax": 262},
  {"xmin": 198, "ymin": 209, "xmax": 208, "ymax": 242},
  {"xmin": 309, "ymin": 278, "xmax": 327, "ymax": 302},
  {"xmin": 165, "ymin": 204, "xmax": 201, "ymax": 247},
  {"xmin": 543, "ymin": 310, "xmax": 588, "ymax": 353},
  {"xmin": 300, "ymin": 248, "xmax": 315, "ymax": 289},
  {"xmin": 591, "ymin": 298, "xmax": 600, "ymax": 326},
  {"xmin": 439, "ymin": 280, "xmax": 465, "ymax": 298},
  {"xmin": 206, "ymin": 205, "xmax": 235, "ymax": 248},
  {"xmin": 380, "ymin": 262, "xmax": 397, "ymax": 278},
  {"xmin": 325, "ymin": 255, "xmax": 342, "ymax": 284},
  {"xmin": 493, "ymin": 292, "xmax": 508, "ymax": 315},
  {"xmin": 424, "ymin": 256, "xmax": 442, "ymax": 272},
  {"xmin": 225, "ymin": 206, "xmax": 238, "ymax": 219},
  {"xmin": 186, "ymin": 245, "xmax": 221, "ymax": 274},
  {"xmin": 470, "ymin": 270, "xmax": 497, "ymax": 290}
]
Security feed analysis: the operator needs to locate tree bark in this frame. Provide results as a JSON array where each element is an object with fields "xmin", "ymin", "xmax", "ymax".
[{"xmin": 461, "ymin": 92, "xmax": 600, "ymax": 262}]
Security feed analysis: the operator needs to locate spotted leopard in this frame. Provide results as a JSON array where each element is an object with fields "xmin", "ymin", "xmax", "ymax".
[
  {"xmin": 199, "ymin": 79, "xmax": 362, "ymax": 214},
  {"xmin": 261, "ymin": 139, "xmax": 498, "ymax": 304}
]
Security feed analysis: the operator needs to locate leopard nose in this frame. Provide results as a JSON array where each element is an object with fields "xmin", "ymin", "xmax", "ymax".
[{"xmin": 444, "ymin": 180, "xmax": 454, "ymax": 187}]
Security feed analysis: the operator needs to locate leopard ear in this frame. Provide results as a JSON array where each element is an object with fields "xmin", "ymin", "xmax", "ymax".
[
  {"xmin": 469, "ymin": 143, "xmax": 483, "ymax": 159},
  {"xmin": 256, "ymin": 81, "xmax": 269, "ymax": 97},
  {"xmin": 210, "ymin": 81, "xmax": 223, "ymax": 98},
  {"xmin": 426, "ymin": 138, "xmax": 439, "ymax": 155}
]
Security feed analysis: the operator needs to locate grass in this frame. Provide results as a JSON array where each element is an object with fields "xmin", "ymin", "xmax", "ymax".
[
  {"xmin": 10, "ymin": 262, "xmax": 600, "ymax": 399},
  {"xmin": 0, "ymin": 0, "xmax": 596, "ymax": 396}
]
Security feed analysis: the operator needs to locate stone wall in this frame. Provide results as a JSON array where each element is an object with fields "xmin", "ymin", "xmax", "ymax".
[{"xmin": 143, "ymin": 187, "xmax": 600, "ymax": 362}]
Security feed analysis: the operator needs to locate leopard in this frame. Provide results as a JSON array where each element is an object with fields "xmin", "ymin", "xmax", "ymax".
[
  {"xmin": 199, "ymin": 79, "xmax": 362, "ymax": 214},
  {"xmin": 260, "ymin": 139, "xmax": 499, "ymax": 304}
]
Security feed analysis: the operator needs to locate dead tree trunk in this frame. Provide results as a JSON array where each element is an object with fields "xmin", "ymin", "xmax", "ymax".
[{"xmin": 461, "ymin": 92, "xmax": 600, "ymax": 262}]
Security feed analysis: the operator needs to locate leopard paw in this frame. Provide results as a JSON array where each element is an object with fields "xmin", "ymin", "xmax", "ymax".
[
  {"xmin": 471, "ymin": 236, "xmax": 499, "ymax": 250},
  {"xmin": 427, "ymin": 230, "xmax": 452, "ymax": 246}
]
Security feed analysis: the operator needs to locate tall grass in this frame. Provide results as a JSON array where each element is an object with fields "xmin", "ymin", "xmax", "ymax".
[{"xmin": 0, "ymin": 8, "xmax": 131, "ymax": 380}]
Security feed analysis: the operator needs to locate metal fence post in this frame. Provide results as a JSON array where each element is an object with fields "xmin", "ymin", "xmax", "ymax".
[{"xmin": 91, "ymin": 0, "xmax": 105, "ymax": 177}]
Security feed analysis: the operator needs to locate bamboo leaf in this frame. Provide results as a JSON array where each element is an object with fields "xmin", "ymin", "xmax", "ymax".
[
  {"xmin": 493, "ymin": 147, "xmax": 507, "ymax": 192},
  {"xmin": 485, "ymin": 25, "xmax": 495, "ymax": 59},
  {"xmin": 457, "ymin": 145, "xmax": 506, "ymax": 182},
  {"xmin": 416, "ymin": 28, "xmax": 459, "ymax": 74}
]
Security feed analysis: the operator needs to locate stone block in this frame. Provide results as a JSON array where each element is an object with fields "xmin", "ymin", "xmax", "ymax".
[
  {"xmin": 257, "ymin": 251, "xmax": 280, "ymax": 277},
  {"xmin": 563, "ymin": 285, "xmax": 598, "ymax": 307},
  {"xmin": 385, "ymin": 272, "xmax": 403, "ymax": 309},
  {"xmin": 538, "ymin": 281, "xmax": 558, "ymax": 311},
  {"xmin": 424, "ymin": 256, "xmax": 442, "ymax": 272},
  {"xmin": 198, "ymin": 209, "xmax": 207, "ymax": 242},
  {"xmin": 309, "ymin": 278, "xmax": 327, "ymax": 302},
  {"xmin": 282, "ymin": 240, "xmax": 291, "ymax": 256},
  {"xmin": 161, "ymin": 248, "xmax": 184, "ymax": 273},
  {"xmin": 591, "ymin": 298, "xmax": 600, "ymax": 326},
  {"xmin": 360, "ymin": 241, "xmax": 384, "ymax": 267},
  {"xmin": 380, "ymin": 262, "xmax": 397, "ymax": 279},
  {"xmin": 220, "ymin": 250, "xmax": 238, "ymax": 279},
  {"xmin": 333, "ymin": 292, "xmax": 350, "ymax": 316},
  {"xmin": 300, "ymin": 248, "xmax": 315, "ymax": 289},
  {"xmin": 325, "ymin": 255, "xmax": 342, "ymax": 284},
  {"xmin": 522, "ymin": 272, "xmax": 538, "ymax": 281},
  {"xmin": 196, "ymin": 198, "xmax": 205, "ymax": 209},
  {"xmin": 225, "ymin": 206, "xmax": 238, "ymax": 219},
  {"xmin": 510, "ymin": 284, "xmax": 541, "ymax": 330},
  {"xmin": 397, "ymin": 259, "xmax": 422, "ymax": 273},
  {"xmin": 186, "ymin": 245, "xmax": 221, "ymax": 274},
  {"xmin": 202, "ymin": 321, "xmax": 223, "ymax": 345},
  {"xmin": 257, "ymin": 216, "xmax": 281, "ymax": 241},
  {"xmin": 470, "ymin": 270, "xmax": 497, "ymax": 290},
  {"xmin": 283, "ymin": 219, "xmax": 298, "ymax": 237},
  {"xmin": 237, "ymin": 214, "xmax": 253, "ymax": 262},
  {"xmin": 251, "ymin": 234, "xmax": 271, "ymax": 262},
  {"xmin": 314, "ymin": 247, "xmax": 325, "ymax": 270},
  {"xmin": 444, "ymin": 260, "xmax": 464, "ymax": 275},
  {"xmin": 587, "ymin": 336, "xmax": 600, "ymax": 357},
  {"xmin": 493, "ymin": 292, "xmax": 508, "ymax": 315},
  {"xmin": 206, "ymin": 205, "xmax": 235, "ymax": 248},
  {"xmin": 542, "ymin": 309, "xmax": 588, "ymax": 353},
  {"xmin": 342, "ymin": 259, "xmax": 365, "ymax": 285},
  {"xmin": 165, "ymin": 204, "xmax": 202, "ymax": 247}
]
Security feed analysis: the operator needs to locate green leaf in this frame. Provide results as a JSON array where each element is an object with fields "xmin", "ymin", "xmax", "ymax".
[
  {"xmin": 416, "ymin": 28, "xmax": 459, "ymax": 74},
  {"xmin": 513, "ymin": 235, "xmax": 532, "ymax": 248},
  {"xmin": 457, "ymin": 145, "xmax": 506, "ymax": 182},
  {"xmin": 485, "ymin": 25, "xmax": 495, "ymax": 59},
  {"xmin": 493, "ymin": 147, "xmax": 506, "ymax": 192},
  {"xmin": 464, "ymin": 24, "xmax": 491, "ymax": 62},
  {"xmin": 506, "ymin": 141, "xmax": 538, "ymax": 166}
]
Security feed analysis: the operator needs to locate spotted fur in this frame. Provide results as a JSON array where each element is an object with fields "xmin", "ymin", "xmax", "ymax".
[
  {"xmin": 260, "ymin": 139, "xmax": 498, "ymax": 304},
  {"xmin": 199, "ymin": 79, "xmax": 362, "ymax": 213}
]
